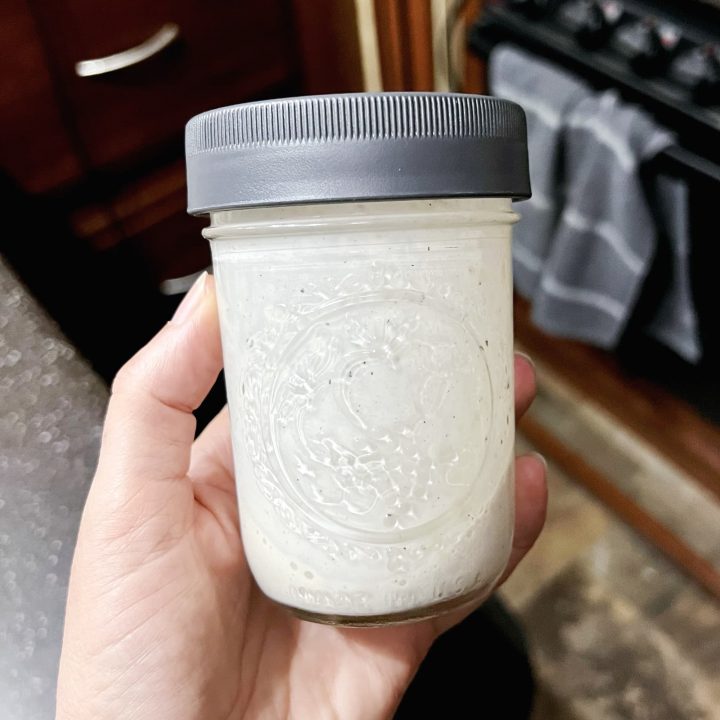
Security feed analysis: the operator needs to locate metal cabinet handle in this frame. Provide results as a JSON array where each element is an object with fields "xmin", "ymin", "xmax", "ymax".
[
  {"xmin": 75, "ymin": 22, "xmax": 180, "ymax": 77},
  {"xmin": 160, "ymin": 268, "xmax": 211, "ymax": 296}
]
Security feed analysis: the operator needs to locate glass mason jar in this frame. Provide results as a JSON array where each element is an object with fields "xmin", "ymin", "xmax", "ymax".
[{"xmin": 185, "ymin": 93, "xmax": 530, "ymax": 625}]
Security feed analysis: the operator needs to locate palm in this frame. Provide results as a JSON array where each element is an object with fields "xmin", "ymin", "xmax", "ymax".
[
  {"xmin": 186, "ymin": 377, "xmax": 544, "ymax": 720},
  {"xmin": 58, "ymin": 278, "xmax": 546, "ymax": 720},
  {"xmin": 185, "ymin": 408, "xmax": 434, "ymax": 720}
]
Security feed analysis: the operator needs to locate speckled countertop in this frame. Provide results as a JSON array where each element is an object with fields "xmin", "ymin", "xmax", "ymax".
[{"xmin": 0, "ymin": 257, "xmax": 107, "ymax": 720}]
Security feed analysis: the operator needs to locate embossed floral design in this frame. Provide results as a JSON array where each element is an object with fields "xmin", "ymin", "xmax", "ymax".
[{"xmin": 257, "ymin": 293, "xmax": 492, "ymax": 538}]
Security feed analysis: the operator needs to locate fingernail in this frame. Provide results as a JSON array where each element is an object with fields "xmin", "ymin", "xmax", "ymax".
[
  {"xmin": 515, "ymin": 351, "xmax": 536, "ymax": 371},
  {"xmin": 530, "ymin": 451, "xmax": 548, "ymax": 473},
  {"xmin": 171, "ymin": 271, "xmax": 208, "ymax": 325}
]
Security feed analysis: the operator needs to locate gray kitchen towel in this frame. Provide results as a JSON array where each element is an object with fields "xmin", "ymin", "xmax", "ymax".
[
  {"xmin": 532, "ymin": 90, "xmax": 675, "ymax": 349},
  {"xmin": 645, "ymin": 175, "xmax": 702, "ymax": 363},
  {"xmin": 489, "ymin": 45, "xmax": 591, "ymax": 297}
]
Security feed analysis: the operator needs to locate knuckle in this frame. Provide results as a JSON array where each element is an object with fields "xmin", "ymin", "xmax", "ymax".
[{"xmin": 111, "ymin": 353, "xmax": 146, "ymax": 396}]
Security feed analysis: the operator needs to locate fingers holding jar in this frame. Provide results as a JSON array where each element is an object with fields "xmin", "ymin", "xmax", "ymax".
[
  {"xmin": 514, "ymin": 352, "xmax": 537, "ymax": 419},
  {"xmin": 507, "ymin": 350, "xmax": 547, "ymax": 581},
  {"xmin": 503, "ymin": 452, "xmax": 548, "ymax": 584}
]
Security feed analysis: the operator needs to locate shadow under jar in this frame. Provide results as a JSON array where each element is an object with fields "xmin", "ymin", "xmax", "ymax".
[{"xmin": 185, "ymin": 93, "xmax": 531, "ymax": 626}]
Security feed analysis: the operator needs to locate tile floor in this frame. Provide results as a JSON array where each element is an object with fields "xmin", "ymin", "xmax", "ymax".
[{"xmin": 507, "ymin": 360, "xmax": 720, "ymax": 720}]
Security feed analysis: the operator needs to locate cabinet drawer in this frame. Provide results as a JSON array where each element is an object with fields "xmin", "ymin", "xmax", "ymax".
[
  {"xmin": 0, "ymin": 0, "xmax": 82, "ymax": 193},
  {"xmin": 71, "ymin": 160, "xmax": 210, "ymax": 284},
  {"xmin": 29, "ymin": 0, "xmax": 298, "ymax": 170}
]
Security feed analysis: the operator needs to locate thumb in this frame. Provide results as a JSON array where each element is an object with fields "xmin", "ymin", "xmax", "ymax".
[{"xmin": 88, "ymin": 272, "xmax": 223, "ymax": 528}]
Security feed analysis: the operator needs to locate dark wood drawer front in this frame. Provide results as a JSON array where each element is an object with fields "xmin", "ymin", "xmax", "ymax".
[
  {"xmin": 29, "ymin": 0, "xmax": 298, "ymax": 170},
  {"xmin": 0, "ymin": 0, "xmax": 83, "ymax": 193}
]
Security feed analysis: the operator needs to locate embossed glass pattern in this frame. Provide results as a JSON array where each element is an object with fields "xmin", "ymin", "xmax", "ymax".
[{"xmin": 205, "ymin": 198, "xmax": 518, "ymax": 624}]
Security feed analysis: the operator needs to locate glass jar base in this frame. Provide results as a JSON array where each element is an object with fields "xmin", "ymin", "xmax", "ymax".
[{"xmin": 280, "ymin": 585, "xmax": 493, "ymax": 627}]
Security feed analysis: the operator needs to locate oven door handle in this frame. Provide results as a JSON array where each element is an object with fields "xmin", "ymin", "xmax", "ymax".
[{"xmin": 660, "ymin": 146, "xmax": 720, "ymax": 184}]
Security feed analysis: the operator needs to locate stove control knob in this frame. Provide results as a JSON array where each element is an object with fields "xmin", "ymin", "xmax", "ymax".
[
  {"xmin": 671, "ymin": 43, "xmax": 720, "ymax": 105},
  {"xmin": 558, "ymin": 1, "xmax": 624, "ymax": 49},
  {"xmin": 615, "ymin": 17, "xmax": 680, "ymax": 76}
]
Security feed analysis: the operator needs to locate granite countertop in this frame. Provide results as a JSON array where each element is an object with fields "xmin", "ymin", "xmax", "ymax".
[{"xmin": 0, "ymin": 256, "xmax": 107, "ymax": 720}]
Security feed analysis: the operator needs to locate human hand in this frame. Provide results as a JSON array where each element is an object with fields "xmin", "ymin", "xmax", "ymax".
[{"xmin": 56, "ymin": 273, "xmax": 547, "ymax": 720}]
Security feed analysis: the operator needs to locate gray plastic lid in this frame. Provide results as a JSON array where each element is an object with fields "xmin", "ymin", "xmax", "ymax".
[{"xmin": 185, "ymin": 92, "xmax": 530, "ymax": 215}]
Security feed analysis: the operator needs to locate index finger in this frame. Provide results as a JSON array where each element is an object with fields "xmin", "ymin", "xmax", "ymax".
[{"xmin": 95, "ymin": 273, "xmax": 223, "ymax": 497}]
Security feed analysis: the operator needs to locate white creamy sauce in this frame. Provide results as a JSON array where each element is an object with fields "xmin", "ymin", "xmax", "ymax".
[{"xmin": 209, "ymin": 199, "xmax": 516, "ymax": 619}]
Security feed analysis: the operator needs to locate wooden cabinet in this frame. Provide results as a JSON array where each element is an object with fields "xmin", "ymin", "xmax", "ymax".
[
  {"xmin": 0, "ymin": 0, "xmax": 83, "ymax": 193},
  {"xmin": 28, "ymin": 0, "xmax": 298, "ymax": 170},
  {"xmin": 69, "ymin": 160, "xmax": 211, "ymax": 284},
  {"xmin": 0, "ymin": 0, "xmax": 362, "ymax": 286}
]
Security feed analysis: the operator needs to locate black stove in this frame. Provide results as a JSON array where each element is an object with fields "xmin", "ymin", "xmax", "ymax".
[
  {"xmin": 470, "ymin": 0, "xmax": 720, "ymax": 421},
  {"xmin": 470, "ymin": 0, "xmax": 720, "ymax": 180}
]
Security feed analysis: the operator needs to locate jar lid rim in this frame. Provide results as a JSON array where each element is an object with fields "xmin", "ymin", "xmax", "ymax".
[{"xmin": 185, "ymin": 93, "xmax": 531, "ymax": 215}]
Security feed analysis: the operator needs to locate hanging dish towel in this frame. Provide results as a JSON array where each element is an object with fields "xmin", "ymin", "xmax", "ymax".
[
  {"xmin": 644, "ymin": 174, "xmax": 702, "ymax": 362},
  {"xmin": 531, "ymin": 89, "xmax": 676, "ymax": 349},
  {"xmin": 489, "ymin": 44, "xmax": 591, "ymax": 297},
  {"xmin": 490, "ymin": 46, "xmax": 702, "ymax": 361}
]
